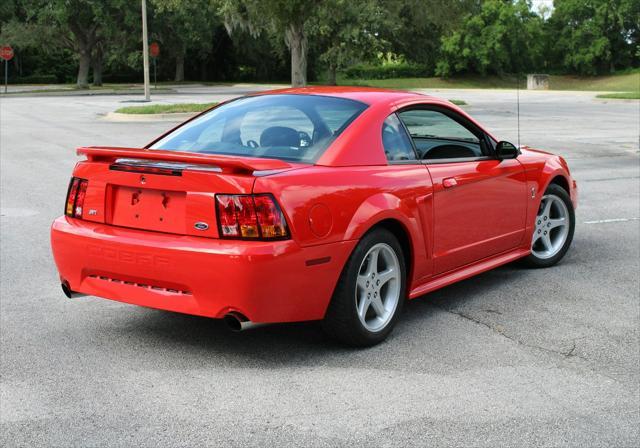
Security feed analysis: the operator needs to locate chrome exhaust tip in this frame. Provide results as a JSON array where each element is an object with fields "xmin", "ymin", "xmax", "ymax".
[
  {"xmin": 223, "ymin": 313, "xmax": 267, "ymax": 332},
  {"xmin": 61, "ymin": 281, "xmax": 86, "ymax": 299}
]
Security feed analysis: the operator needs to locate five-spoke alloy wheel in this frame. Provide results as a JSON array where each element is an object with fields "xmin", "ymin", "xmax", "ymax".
[
  {"xmin": 323, "ymin": 228, "xmax": 406, "ymax": 346},
  {"xmin": 356, "ymin": 243, "xmax": 401, "ymax": 332},
  {"xmin": 525, "ymin": 184, "xmax": 575, "ymax": 268}
]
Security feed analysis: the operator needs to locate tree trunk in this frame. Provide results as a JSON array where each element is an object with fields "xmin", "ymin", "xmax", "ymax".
[
  {"xmin": 175, "ymin": 50, "xmax": 185, "ymax": 82},
  {"xmin": 77, "ymin": 49, "xmax": 91, "ymax": 88},
  {"xmin": 327, "ymin": 62, "xmax": 337, "ymax": 86},
  {"xmin": 286, "ymin": 23, "xmax": 307, "ymax": 87},
  {"xmin": 92, "ymin": 47, "xmax": 103, "ymax": 86},
  {"xmin": 68, "ymin": 21, "xmax": 97, "ymax": 89},
  {"xmin": 14, "ymin": 55, "xmax": 22, "ymax": 76}
]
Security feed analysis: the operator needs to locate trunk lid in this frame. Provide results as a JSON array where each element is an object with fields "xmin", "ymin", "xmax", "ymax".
[{"xmin": 73, "ymin": 146, "xmax": 299, "ymax": 237}]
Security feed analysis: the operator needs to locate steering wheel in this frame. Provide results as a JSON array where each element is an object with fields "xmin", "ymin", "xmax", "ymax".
[
  {"xmin": 298, "ymin": 131, "xmax": 312, "ymax": 148},
  {"xmin": 246, "ymin": 139, "xmax": 259, "ymax": 148}
]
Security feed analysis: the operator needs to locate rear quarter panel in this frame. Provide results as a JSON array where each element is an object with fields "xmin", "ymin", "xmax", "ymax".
[{"xmin": 254, "ymin": 165, "xmax": 434, "ymax": 286}]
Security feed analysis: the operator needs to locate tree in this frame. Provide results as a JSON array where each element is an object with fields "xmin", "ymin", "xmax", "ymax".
[
  {"xmin": 150, "ymin": 0, "xmax": 219, "ymax": 82},
  {"xmin": 435, "ymin": 0, "xmax": 545, "ymax": 77},
  {"xmin": 0, "ymin": 1, "xmax": 71, "ymax": 81},
  {"xmin": 39, "ymin": 0, "xmax": 102, "ymax": 87},
  {"xmin": 310, "ymin": 0, "xmax": 394, "ymax": 85},
  {"xmin": 8, "ymin": 0, "xmax": 139, "ymax": 87},
  {"xmin": 547, "ymin": 0, "xmax": 639, "ymax": 75},
  {"xmin": 384, "ymin": 0, "xmax": 479, "ymax": 73},
  {"xmin": 218, "ymin": 0, "xmax": 319, "ymax": 86}
]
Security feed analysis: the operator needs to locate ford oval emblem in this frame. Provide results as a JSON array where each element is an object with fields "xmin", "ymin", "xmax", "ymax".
[{"xmin": 194, "ymin": 222, "xmax": 209, "ymax": 231}]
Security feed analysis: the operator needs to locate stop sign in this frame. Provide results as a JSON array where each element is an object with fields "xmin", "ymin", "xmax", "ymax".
[
  {"xmin": 0, "ymin": 45, "xmax": 14, "ymax": 61},
  {"xmin": 150, "ymin": 42, "xmax": 160, "ymax": 58}
]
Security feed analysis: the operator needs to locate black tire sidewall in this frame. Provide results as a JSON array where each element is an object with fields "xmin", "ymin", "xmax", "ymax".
[{"xmin": 323, "ymin": 228, "xmax": 406, "ymax": 346}]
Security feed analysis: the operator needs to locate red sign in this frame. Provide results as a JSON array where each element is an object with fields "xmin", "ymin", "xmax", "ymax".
[
  {"xmin": 150, "ymin": 42, "xmax": 160, "ymax": 58},
  {"xmin": 0, "ymin": 45, "xmax": 14, "ymax": 61}
]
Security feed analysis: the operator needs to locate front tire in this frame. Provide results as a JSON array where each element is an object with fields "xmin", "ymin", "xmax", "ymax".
[
  {"xmin": 322, "ymin": 228, "xmax": 406, "ymax": 347},
  {"xmin": 523, "ymin": 184, "xmax": 575, "ymax": 268}
]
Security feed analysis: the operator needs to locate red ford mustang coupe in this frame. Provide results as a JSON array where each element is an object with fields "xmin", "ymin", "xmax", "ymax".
[{"xmin": 51, "ymin": 87, "xmax": 577, "ymax": 346}]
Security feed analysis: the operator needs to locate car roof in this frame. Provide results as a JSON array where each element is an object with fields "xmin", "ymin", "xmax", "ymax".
[{"xmin": 258, "ymin": 86, "xmax": 436, "ymax": 106}]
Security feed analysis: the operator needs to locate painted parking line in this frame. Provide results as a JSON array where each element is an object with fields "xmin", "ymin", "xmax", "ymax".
[{"xmin": 583, "ymin": 217, "xmax": 640, "ymax": 224}]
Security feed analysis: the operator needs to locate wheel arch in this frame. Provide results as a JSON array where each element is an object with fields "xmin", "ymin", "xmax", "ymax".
[
  {"xmin": 367, "ymin": 218, "xmax": 414, "ymax": 287},
  {"xmin": 548, "ymin": 174, "xmax": 570, "ymax": 194}
]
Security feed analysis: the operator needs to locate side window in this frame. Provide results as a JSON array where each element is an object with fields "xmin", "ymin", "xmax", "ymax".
[
  {"xmin": 382, "ymin": 114, "xmax": 417, "ymax": 162},
  {"xmin": 398, "ymin": 109, "xmax": 483, "ymax": 160}
]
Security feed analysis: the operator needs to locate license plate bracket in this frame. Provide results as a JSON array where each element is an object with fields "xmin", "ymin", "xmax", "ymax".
[{"xmin": 110, "ymin": 186, "xmax": 186, "ymax": 234}]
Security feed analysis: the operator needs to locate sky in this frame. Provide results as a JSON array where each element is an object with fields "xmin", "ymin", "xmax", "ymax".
[{"xmin": 531, "ymin": 0, "xmax": 554, "ymax": 17}]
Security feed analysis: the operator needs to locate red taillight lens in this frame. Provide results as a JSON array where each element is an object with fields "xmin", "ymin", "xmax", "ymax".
[
  {"xmin": 215, "ymin": 194, "xmax": 289, "ymax": 240},
  {"xmin": 65, "ymin": 177, "xmax": 88, "ymax": 218},
  {"xmin": 253, "ymin": 194, "xmax": 288, "ymax": 239}
]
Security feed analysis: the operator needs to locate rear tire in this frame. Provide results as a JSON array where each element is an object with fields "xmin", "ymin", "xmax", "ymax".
[
  {"xmin": 322, "ymin": 228, "xmax": 406, "ymax": 347},
  {"xmin": 523, "ymin": 184, "xmax": 575, "ymax": 268}
]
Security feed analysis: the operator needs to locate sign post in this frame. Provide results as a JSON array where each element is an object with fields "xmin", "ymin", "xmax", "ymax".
[
  {"xmin": 0, "ymin": 45, "xmax": 14, "ymax": 94},
  {"xmin": 150, "ymin": 42, "xmax": 160, "ymax": 90}
]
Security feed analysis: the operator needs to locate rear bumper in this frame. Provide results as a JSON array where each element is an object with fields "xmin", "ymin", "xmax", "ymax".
[{"xmin": 51, "ymin": 217, "xmax": 356, "ymax": 323}]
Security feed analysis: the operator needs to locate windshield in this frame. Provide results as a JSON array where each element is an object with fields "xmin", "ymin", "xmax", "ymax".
[{"xmin": 149, "ymin": 94, "xmax": 368, "ymax": 163}]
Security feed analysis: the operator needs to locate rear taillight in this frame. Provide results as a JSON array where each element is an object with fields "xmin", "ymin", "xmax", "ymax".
[
  {"xmin": 215, "ymin": 194, "xmax": 289, "ymax": 240},
  {"xmin": 65, "ymin": 177, "xmax": 88, "ymax": 218}
]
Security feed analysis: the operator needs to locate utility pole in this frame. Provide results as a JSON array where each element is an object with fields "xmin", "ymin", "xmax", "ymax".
[{"xmin": 141, "ymin": 0, "xmax": 150, "ymax": 101}]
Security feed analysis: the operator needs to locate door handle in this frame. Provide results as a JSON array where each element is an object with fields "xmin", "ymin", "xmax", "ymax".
[{"xmin": 443, "ymin": 177, "xmax": 458, "ymax": 188}]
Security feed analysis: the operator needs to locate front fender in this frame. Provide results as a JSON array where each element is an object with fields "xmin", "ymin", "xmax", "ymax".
[
  {"xmin": 519, "ymin": 148, "xmax": 577, "ymax": 208},
  {"xmin": 539, "ymin": 163, "xmax": 577, "ymax": 209},
  {"xmin": 518, "ymin": 149, "xmax": 578, "ymax": 249}
]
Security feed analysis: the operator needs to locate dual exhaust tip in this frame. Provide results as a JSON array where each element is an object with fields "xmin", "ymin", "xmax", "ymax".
[{"xmin": 61, "ymin": 281, "xmax": 262, "ymax": 332}]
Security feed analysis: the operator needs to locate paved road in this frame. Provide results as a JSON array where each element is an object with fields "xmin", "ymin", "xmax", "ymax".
[{"xmin": 1, "ymin": 86, "xmax": 638, "ymax": 447}]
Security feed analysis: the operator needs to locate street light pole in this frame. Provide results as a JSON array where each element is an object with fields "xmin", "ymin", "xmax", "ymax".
[{"xmin": 141, "ymin": 0, "xmax": 150, "ymax": 101}]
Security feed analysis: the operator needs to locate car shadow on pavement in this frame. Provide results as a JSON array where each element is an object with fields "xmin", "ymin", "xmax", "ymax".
[{"xmin": 103, "ymin": 262, "xmax": 534, "ymax": 364}]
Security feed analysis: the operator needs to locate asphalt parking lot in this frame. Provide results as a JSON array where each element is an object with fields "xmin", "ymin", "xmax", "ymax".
[{"xmin": 1, "ymin": 86, "xmax": 638, "ymax": 447}]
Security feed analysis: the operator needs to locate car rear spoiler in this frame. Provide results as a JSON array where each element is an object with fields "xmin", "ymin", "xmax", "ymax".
[{"xmin": 77, "ymin": 146, "xmax": 292, "ymax": 174}]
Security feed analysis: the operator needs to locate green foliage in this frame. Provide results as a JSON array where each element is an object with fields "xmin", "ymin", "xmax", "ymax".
[
  {"xmin": 309, "ymin": 0, "xmax": 395, "ymax": 84},
  {"xmin": 13, "ymin": 74, "xmax": 58, "ymax": 83},
  {"xmin": 217, "ymin": 0, "xmax": 320, "ymax": 85},
  {"xmin": 596, "ymin": 92, "xmax": 640, "ymax": 99},
  {"xmin": 1, "ymin": 0, "xmax": 638, "ymax": 85},
  {"xmin": 340, "ymin": 71, "xmax": 639, "ymax": 92},
  {"xmin": 436, "ymin": 0, "xmax": 545, "ymax": 77},
  {"xmin": 383, "ymin": 0, "xmax": 479, "ymax": 73},
  {"xmin": 546, "ymin": 0, "xmax": 639, "ymax": 75},
  {"xmin": 150, "ymin": 0, "xmax": 220, "ymax": 81},
  {"xmin": 343, "ymin": 62, "xmax": 428, "ymax": 79}
]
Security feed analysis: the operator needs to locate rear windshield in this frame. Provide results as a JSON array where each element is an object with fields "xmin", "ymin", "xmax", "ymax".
[{"xmin": 149, "ymin": 94, "xmax": 368, "ymax": 163}]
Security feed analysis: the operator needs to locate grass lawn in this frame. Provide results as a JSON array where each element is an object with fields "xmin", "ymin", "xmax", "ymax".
[
  {"xmin": 596, "ymin": 92, "xmax": 640, "ymax": 100},
  {"xmin": 114, "ymin": 102, "xmax": 218, "ymax": 114},
  {"xmin": 341, "ymin": 69, "xmax": 640, "ymax": 92}
]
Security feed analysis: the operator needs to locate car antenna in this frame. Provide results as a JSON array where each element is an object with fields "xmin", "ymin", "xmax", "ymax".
[{"xmin": 516, "ymin": 72, "xmax": 521, "ymax": 149}]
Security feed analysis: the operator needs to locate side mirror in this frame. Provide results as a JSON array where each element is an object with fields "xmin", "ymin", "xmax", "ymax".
[{"xmin": 496, "ymin": 141, "xmax": 519, "ymax": 160}]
